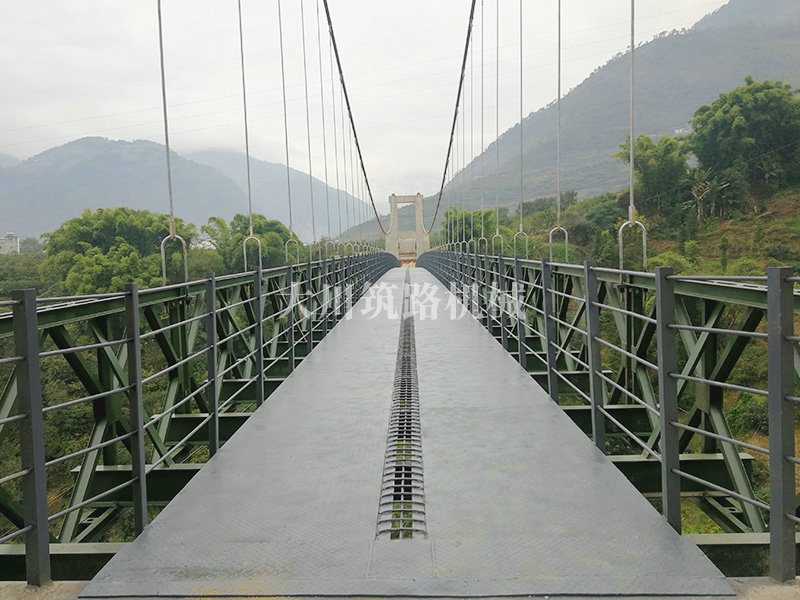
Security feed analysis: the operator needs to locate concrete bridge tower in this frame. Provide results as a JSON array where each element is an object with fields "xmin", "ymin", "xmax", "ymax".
[{"xmin": 384, "ymin": 193, "xmax": 430, "ymax": 263}]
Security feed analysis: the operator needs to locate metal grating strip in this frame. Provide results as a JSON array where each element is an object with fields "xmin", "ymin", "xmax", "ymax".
[{"xmin": 376, "ymin": 272, "xmax": 427, "ymax": 539}]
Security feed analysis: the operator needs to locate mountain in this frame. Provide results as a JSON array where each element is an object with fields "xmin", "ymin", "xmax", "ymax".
[
  {"xmin": 186, "ymin": 150, "xmax": 369, "ymax": 241},
  {"xmin": 0, "ymin": 153, "xmax": 19, "ymax": 169},
  {"xmin": 432, "ymin": 0, "xmax": 800, "ymax": 223},
  {"xmin": 0, "ymin": 138, "xmax": 366, "ymax": 240},
  {"xmin": 0, "ymin": 137, "xmax": 248, "ymax": 238}
]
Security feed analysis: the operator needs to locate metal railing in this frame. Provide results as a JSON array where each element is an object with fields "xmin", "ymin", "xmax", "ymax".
[
  {"xmin": 418, "ymin": 249, "xmax": 799, "ymax": 582},
  {"xmin": 0, "ymin": 252, "xmax": 398, "ymax": 585}
]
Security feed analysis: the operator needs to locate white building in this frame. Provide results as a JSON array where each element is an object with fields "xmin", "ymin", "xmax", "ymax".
[{"xmin": 0, "ymin": 233, "xmax": 20, "ymax": 254}]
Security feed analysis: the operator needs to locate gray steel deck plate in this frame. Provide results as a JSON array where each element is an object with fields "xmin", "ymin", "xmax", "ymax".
[{"xmin": 79, "ymin": 268, "xmax": 733, "ymax": 599}]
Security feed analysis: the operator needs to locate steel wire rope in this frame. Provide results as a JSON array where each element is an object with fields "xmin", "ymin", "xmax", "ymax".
[
  {"xmin": 315, "ymin": 0, "xmax": 332, "ymax": 253},
  {"xmin": 513, "ymin": 0, "xmax": 528, "ymax": 259},
  {"xmin": 156, "ymin": 0, "xmax": 188, "ymax": 284},
  {"xmin": 238, "ymin": 0, "xmax": 262, "ymax": 270},
  {"xmin": 329, "ymin": 36, "xmax": 343, "ymax": 240},
  {"xmin": 479, "ymin": 0, "xmax": 486, "ymax": 248},
  {"xmin": 491, "ymin": 0, "xmax": 502, "ymax": 255},
  {"xmin": 277, "ymin": 0, "xmax": 299, "ymax": 263},
  {"xmin": 469, "ymin": 32, "xmax": 475, "ymax": 248},
  {"xmin": 423, "ymin": 0, "xmax": 478, "ymax": 236},
  {"xmin": 618, "ymin": 0, "xmax": 647, "ymax": 270},
  {"xmin": 321, "ymin": 0, "xmax": 391, "ymax": 237},
  {"xmin": 300, "ymin": 1, "xmax": 318, "ymax": 257},
  {"xmin": 548, "ymin": 0, "xmax": 569, "ymax": 261}
]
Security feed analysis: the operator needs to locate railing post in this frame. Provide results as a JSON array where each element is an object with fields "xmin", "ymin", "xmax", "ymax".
[
  {"xmin": 482, "ymin": 253, "xmax": 490, "ymax": 327},
  {"xmin": 654, "ymin": 267, "xmax": 681, "ymax": 532},
  {"xmin": 498, "ymin": 255, "xmax": 509, "ymax": 349},
  {"xmin": 541, "ymin": 260, "xmax": 559, "ymax": 402},
  {"xmin": 306, "ymin": 257, "xmax": 314, "ymax": 354},
  {"xmin": 583, "ymin": 262, "xmax": 606, "ymax": 452},
  {"xmin": 205, "ymin": 274, "xmax": 219, "ymax": 455},
  {"xmin": 321, "ymin": 259, "xmax": 329, "ymax": 338},
  {"xmin": 124, "ymin": 283, "xmax": 148, "ymax": 535},
  {"xmin": 253, "ymin": 269, "xmax": 265, "ymax": 408},
  {"xmin": 767, "ymin": 266, "xmax": 796, "ymax": 582},
  {"xmin": 514, "ymin": 257, "xmax": 527, "ymax": 369},
  {"xmin": 12, "ymin": 289, "xmax": 50, "ymax": 586},
  {"xmin": 286, "ymin": 263, "xmax": 296, "ymax": 374}
]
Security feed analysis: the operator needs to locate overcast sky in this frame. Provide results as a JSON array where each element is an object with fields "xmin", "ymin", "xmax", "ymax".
[{"xmin": 1, "ymin": 1, "xmax": 728, "ymax": 215}]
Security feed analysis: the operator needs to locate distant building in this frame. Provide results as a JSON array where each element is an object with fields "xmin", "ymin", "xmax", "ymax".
[{"xmin": 0, "ymin": 233, "xmax": 20, "ymax": 254}]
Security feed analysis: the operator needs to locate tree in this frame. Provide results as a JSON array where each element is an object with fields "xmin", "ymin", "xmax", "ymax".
[
  {"xmin": 201, "ymin": 214, "xmax": 301, "ymax": 272},
  {"xmin": 617, "ymin": 134, "xmax": 689, "ymax": 225},
  {"xmin": 691, "ymin": 77, "xmax": 800, "ymax": 194},
  {"xmin": 19, "ymin": 237, "xmax": 42, "ymax": 254},
  {"xmin": 40, "ymin": 208, "xmax": 195, "ymax": 294}
]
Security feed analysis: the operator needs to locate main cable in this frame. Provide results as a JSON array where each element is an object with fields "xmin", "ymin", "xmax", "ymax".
[
  {"xmin": 322, "ymin": 0, "xmax": 390, "ymax": 236},
  {"xmin": 424, "ymin": 0, "xmax": 478, "ymax": 235}
]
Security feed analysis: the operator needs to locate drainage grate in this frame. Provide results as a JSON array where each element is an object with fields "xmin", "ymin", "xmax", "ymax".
[{"xmin": 376, "ymin": 273, "xmax": 427, "ymax": 539}]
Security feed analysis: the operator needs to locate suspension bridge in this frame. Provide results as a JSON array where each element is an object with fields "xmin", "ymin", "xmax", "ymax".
[{"xmin": 1, "ymin": 0, "xmax": 799, "ymax": 597}]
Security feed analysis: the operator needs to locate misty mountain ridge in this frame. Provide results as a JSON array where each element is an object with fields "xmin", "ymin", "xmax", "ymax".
[
  {"xmin": 2, "ymin": 137, "xmax": 366, "ymax": 240},
  {"xmin": 0, "ymin": 152, "xmax": 19, "ymax": 169},
  {"xmin": 362, "ymin": 0, "xmax": 800, "ymax": 240}
]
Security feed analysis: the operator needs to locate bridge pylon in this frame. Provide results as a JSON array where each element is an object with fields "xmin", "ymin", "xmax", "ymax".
[{"xmin": 385, "ymin": 193, "xmax": 429, "ymax": 265}]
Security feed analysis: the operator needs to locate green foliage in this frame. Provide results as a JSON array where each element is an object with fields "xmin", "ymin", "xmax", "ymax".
[
  {"xmin": 41, "ymin": 208, "xmax": 195, "ymax": 294},
  {"xmin": 201, "ymin": 214, "xmax": 301, "ymax": 273},
  {"xmin": 617, "ymin": 134, "xmax": 690, "ymax": 224},
  {"xmin": 19, "ymin": 237, "xmax": 42, "ymax": 253},
  {"xmin": 691, "ymin": 77, "xmax": 800, "ymax": 194},
  {"xmin": 0, "ymin": 253, "xmax": 46, "ymax": 296},
  {"xmin": 648, "ymin": 252, "xmax": 694, "ymax": 274},
  {"xmin": 683, "ymin": 240, "xmax": 701, "ymax": 265},
  {"xmin": 727, "ymin": 392, "xmax": 769, "ymax": 436}
]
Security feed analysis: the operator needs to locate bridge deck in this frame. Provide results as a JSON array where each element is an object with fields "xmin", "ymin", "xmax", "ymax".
[{"xmin": 80, "ymin": 268, "xmax": 732, "ymax": 599}]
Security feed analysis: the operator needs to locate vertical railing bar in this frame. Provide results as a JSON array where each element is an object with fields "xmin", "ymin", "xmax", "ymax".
[
  {"xmin": 12, "ymin": 289, "xmax": 51, "ymax": 586},
  {"xmin": 655, "ymin": 267, "xmax": 681, "ymax": 532},
  {"xmin": 124, "ymin": 282, "xmax": 148, "ymax": 535},
  {"xmin": 206, "ymin": 274, "xmax": 219, "ymax": 455},
  {"xmin": 287, "ymin": 263, "xmax": 296, "ymax": 373},
  {"xmin": 514, "ymin": 256, "xmax": 527, "ymax": 369},
  {"xmin": 498, "ymin": 255, "xmax": 509, "ymax": 349},
  {"xmin": 584, "ymin": 262, "xmax": 606, "ymax": 452},
  {"xmin": 767, "ymin": 266, "xmax": 796, "ymax": 582},
  {"xmin": 253, "ymin": 269, "xmax": 265, "ymax": 408},
  {"xmin": 541, "ymin": 259, "xmax": 559, "ymax": 402}
]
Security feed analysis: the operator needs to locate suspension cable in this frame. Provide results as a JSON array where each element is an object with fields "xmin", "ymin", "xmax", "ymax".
[
  {"xmin": 315, "ymin": 0, "xmax": 331, "ymax": 243},
  {"xmin": 424, "ymin": 0, "xmax": 478, "ymax": 235},
  {"xmin": 156, "ymin": 0, "xmax": 188, "ymax": 283},
  {"xmin": 480, "ymin": 0, "xmax": 486, "ymax": 242},
  {"xmin": 461, "ymin": 85, "xmax": 467, "ymax": 245},
  {"xmin": 557, "ymin": 0, "xmax": 562, "ymax": 229},
  {"xmin": 469, "ymin": 31, "xmax": 475, "ymax": 245},
  {"xmin": 321, "ymin": 0, "xmax": 390, "ymax": 236},
  {"xmin": 329, "ymin": 36, "xmax": 342, "ymax": 239},
  {"xmin": 277, "ymin": 0, "xmax": 295, "ymax": 239},
  {"xmin": 518, "ymin": 0, "xmax": 524, "ymax": 235},
  {"xmin": 494, "ymin": 0, "xmax": 500, "ymax": 236},
  {"xmin": 548, "ymin": 0, "xmax": 568, "ymax": 261},
  {"xmin": 156, "ymin": 0, "xmax": 175, "ymax": 240},
  {"xmin": 618, "ymin": 0, "xmax": 647, "ymax": 270},
  {"xmin": 300, "ymin": 1, "xmax": 317, "ymax": 250},
  {"xmin": 341, "ymin": 87, "xmax": 350, "ymax": 236},
  {"xmin": 236, "ymin": 0, "xmax": 254, "ymax": 238}
]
